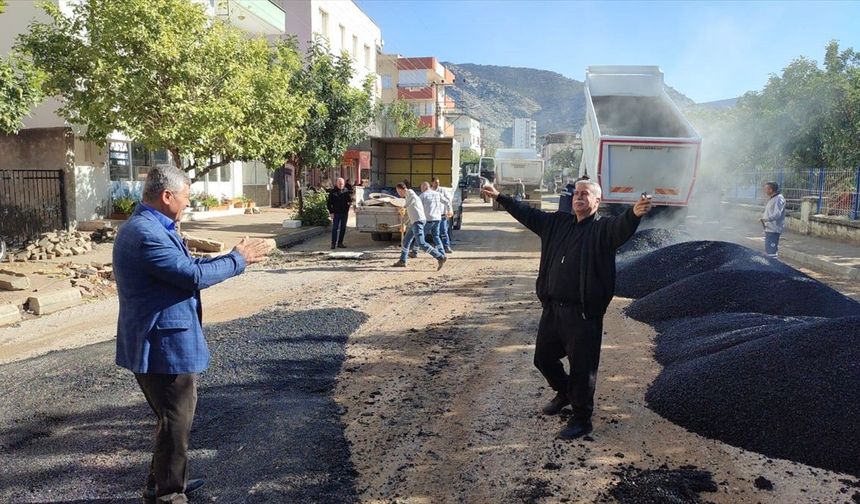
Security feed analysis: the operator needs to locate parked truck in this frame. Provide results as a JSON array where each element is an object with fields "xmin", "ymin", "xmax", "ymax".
[
  {"xmin": 579, "ymin": 65, "xmax": 701, "ymax": 218},
  {"xmin": 487, "ymin": 149, "xmax": 544, "ymax": 210},
  {"xmin": 354, "ymin": 137, "xmax": 463, "ymax": 241}
]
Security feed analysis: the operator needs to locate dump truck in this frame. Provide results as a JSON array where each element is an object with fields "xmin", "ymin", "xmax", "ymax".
[
  {"xmin": 354, "ymin": 137, "xmax": 463, "ymax": 241},
  {"xmin": 487, "ymin": 149, "xmax": 544, "ymax": 210},
  {"xmin": 579, "ymin": 65, "xmax": 701, "ymax": 218}
]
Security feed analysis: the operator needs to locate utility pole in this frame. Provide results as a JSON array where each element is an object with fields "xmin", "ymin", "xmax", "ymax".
[{"xmin": 432, "ymin": 79, "xmax": 454, "ymax": 138}]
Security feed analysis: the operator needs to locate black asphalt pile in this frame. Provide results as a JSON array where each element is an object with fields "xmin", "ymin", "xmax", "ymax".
[
  {"xmin": 602, "ymin": 464, "xmax": 717, "ymax": 504},
  {"xmin": 652, "ymin": 313, "xmax": 819, "ymax": 366},
  {"xmin": 627, "ymin": 269, "xmax": 860, "ymax": 323},
  {"xmin": 616, "ymin": 227, "xmax": 689, "ymax": 257},
  {"xmin": 646, "ymin": 316, "xmax": 860, "ymax": 476},
  {"xmin": 0, "ymin": 307, "xmax": 368, "ymax": 503},
  {"xmin": 617, "ymin": 240, "xmax": 793, "ymax": 299}
]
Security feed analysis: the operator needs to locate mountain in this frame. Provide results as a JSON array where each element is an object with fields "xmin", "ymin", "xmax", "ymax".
[
  {"xmin": 443, "ymin": 62, "xmax": 695, "ymax": 148},
  {"xmin": 696, "ymin": 97, "xmax": 739, "ymax": 109}
]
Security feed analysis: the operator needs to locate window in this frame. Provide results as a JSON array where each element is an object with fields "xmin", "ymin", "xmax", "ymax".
[
  {"xmin": 319, "ymin": 8, "xmax": 329, "ymax": 40},
  {"xmin": 425, "ymin": 102, "xmax": 434, "ymax": 115},
  {"xmin": 364, "ymin": 44, "xmax": 370, "ymax": 68},
  {"xmin": 219, "ymin": 163, "xmax": 231, "ymax": 182},
  {"xmin": 109, "ymin": 142, "xmax": 131, "ymax": 181},
  {"xmin": 352, "ymin": 35, "xmax": 358, "ymax": 58},
  {"xmin": 381, "ymin": 74, "xmax": 392, "ymax": 89},
  {"xmin": 339, "ymin": 25, "xmax": 346, "ymax": 52}
]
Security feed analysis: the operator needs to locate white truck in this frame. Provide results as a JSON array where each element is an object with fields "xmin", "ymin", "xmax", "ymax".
[
  {"xmin": 579, "ymin": 65, "xmax": 701, "ymax": 217},
  {"xmin": 488, "ymin": 149, "xmax": 544, "ymax": 210}
]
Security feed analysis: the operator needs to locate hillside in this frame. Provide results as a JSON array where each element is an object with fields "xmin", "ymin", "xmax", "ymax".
[{"xmin": 443, "ymin": 62, "xmax": 695, "ymax": 148}]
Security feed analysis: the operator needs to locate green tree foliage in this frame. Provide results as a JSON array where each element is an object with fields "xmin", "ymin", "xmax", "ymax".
[
  {"xmin": 16, "ymin": 0, "xmax": 309, "ymax": 178},
  {"xmin": 298, "ymin": 188, "xmax": 331, "ymax": 226},
  {"xmin": 288, "ymin": 40, "xmax": 375, "ymax": 209},
  {"xmin": 459, "ymin": 148, "xmax": 480, "ymax": 165},
  {"xmin": 547, "ymin": 147, "xmax": 581, "ymax": 186},
  {"xmin": 0, "ymin": 54, "xmax": 44, "ymax": 134},
  {"xmin": 378, "ymin": 99, "xmax": 429, "ymax": 137},
  {"xmin": 689, "ymin": 41, "xmax": 860, "ymax": 176}
]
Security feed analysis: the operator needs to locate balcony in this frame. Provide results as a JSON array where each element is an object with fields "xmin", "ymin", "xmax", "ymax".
[
  {"xmin": 217, "ymin": 0, "xmax": 286, "ymax": 36},
  {"xmin": 397, "ymin": 86, "xmax": 434, "ymax": 100}
]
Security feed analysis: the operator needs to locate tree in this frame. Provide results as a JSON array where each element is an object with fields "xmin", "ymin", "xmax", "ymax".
[
  {"xmin": 459, "ymin": 148, "xmax": 480, "ymax": 165},
  {"xmin": 288, "ymin": 40, "xmax": 375, "ymax": 211},
  {"xmin": 17, "ymin": 0, "xmax": 309, "ymax": 178},
  {"xmin": 378, "ymin": 99, "xmax": 429, "ymax": 137},
  {"xmin": 0, "ymin": 2, "xmax": 44, "ymax": 134}
]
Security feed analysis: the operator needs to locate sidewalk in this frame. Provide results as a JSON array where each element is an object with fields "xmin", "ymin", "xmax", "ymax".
[{"xmin": 0, "ymin": 208, "xmax": 326, "ymax": 312}]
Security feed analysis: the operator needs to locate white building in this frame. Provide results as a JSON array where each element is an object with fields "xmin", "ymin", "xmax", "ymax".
[
  {"xmin": 452, "ymin": 116, "xmax": 482, "ymax": 156},
  {"xmin": 0, "ymin": 0, "xmax": 287, "ymax": 227},
  {"xmin": 512, "ymin": 118, "xmax": 537, "ymax": 151}
]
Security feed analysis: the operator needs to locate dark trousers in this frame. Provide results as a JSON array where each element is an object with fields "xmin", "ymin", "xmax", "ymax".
[
  {"xmin": 331, "ymin": 212, "xmax": 347, "ymax": 245},
  {"xmin": 135, "ymin": 373, "xmax": 198, "ymax": 501},
  {"xmin": 534, "ymin": 303, "xmax": 603, "ymax": 422},
  {"xmin": 764, "ymin": 232, "xmax": 780, "ymax": 257}
]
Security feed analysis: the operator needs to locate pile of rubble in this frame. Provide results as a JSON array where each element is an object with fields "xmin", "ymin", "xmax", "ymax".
[
  {"xmin": 66, "ymin": 261, "xmax": 116, "ymax": 298},
  {"xmin": 9, "ymin": 231, "xmax": 94, "ymax": 262}
]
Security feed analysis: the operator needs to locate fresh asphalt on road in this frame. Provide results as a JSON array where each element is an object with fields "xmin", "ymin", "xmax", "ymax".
[{"xmin": 0, "ymin": 308, "xmax": 367, "ymax": 503}]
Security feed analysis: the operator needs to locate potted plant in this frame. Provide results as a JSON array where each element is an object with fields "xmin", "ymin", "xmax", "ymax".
[
  {"xmin": 111, "ymin": 196, "xmax": 136, "ymax": 220},
  {"xmin": 232, "ymin": 197, "xmax": 244, "ymax": 209},
  {"xmin": 238, "ymin": 194, "xmax": 256, "ymax": 208},
  {"xmin": 200, "ymin": 194, "xmax": 219, "ymax": 211}
]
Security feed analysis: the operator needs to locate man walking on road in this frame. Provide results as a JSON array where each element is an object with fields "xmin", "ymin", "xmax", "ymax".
[
  {"xmin": 327, "ymin": 177, "xmax": 352, "ymax": 249},
  {"xmin": 431, "ymin": 177, "xmax": 454, "ymax": 254},
  {"xmin": 481, "ymin": 179, "xmax": 652, "ymax": 440},
  {"xmin": 393, "ymin": 182, "xmax": 446, "ymax": 270},
  {"xmin": 113, "ymin": 165, "xmax": 271, "ymax": 503},
  {"xmin": 761, "ymin": 182, "xmax": 786, "ymax": 258}
]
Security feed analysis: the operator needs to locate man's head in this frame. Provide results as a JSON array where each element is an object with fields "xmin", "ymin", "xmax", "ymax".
[
  {"xmin": 395, "ymin": 182, "xmax": 407, "ymax": 197},
  {"xmin": 420, "ymin": 181, "xmax": 430, "ymax": 193},
  {"xmin": 431, "ymin": 177, "xmax": 440, "ymax": 190},
  {"xmin": 335, "ymin": 177, "xmax": 345, "ymax": 190},
  {"xmin": 764, "ymin": 182, "xmax": 778, "ymax": 197},
  {"xmin": 572, "ymin": 179, "xmax": 602, "ymax": 220},
  {"xmin": 142, "ymin": 165, "xmax": 191, "ymax": 222}
]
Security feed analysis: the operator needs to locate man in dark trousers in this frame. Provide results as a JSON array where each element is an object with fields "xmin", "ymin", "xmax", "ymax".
[
  {"xmin": 327, "ymin": 177, "xmax": 352, "ymax": 249},
  {"xmin": 481, "ymin": 179, "xmax": 652, "ymax": 439},
  {"xmin": 114, "ymin": 166, "xmax": 271, "ymax": 502}
]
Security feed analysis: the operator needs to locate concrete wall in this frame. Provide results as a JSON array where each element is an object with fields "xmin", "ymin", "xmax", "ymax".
[{"xmin": 724, "ymin": 202, "xmax": 860, "ymax": 245}]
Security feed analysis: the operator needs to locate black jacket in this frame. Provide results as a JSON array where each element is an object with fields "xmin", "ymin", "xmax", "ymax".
[
  {"xmin": 327, "ymin": 187, "xmax": 352, "ymax": 214},
  {"xmin": 498, "ymin": 194, "xmax": 641, "ymax": 318}
]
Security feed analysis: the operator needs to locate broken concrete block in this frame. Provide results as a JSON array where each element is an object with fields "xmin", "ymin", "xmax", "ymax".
[
  {"xmin": 282, "ymin": 220, "xmax": 301, "ymax": 228},
  {"xmin": 27, "ymin": 288, "xmax": 82, "ymax": 315},
  {"xmin": 0, "ymin": 304, "xmax": 21, "ymax": 326},
  {"xmin": 0, "ymin": 270, "xmax": 31, "ymax": 290},
  {"xmin": 185, "ymin": 236, "xmax": 224, "ymax": 253},
  {"xmin": 71, "ymin": 246, "xmax": 87, "ymax": 256}
]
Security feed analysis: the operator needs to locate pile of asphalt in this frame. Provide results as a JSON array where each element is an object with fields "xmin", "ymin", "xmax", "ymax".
[
  {"xmin": 602, "ymin": 464, "xmax": 717, "ymax": 504},
  {"xmin": 616, "ymin": 240, "xmax": 792, "ymax": 299},
  {"xmin": 646, "ymin": 316, "xmax": 860, "ymax": 476},
  {"xmin": 0, "ymin": 308, "xmax": 367, "ymax": 503},
  {"xmin": 626, "ymin": 269, "xmax": 860, "ymax": 323},
  {"xmin": 616, "ymin": 228, "xmax": 690, "ymax": 258}
]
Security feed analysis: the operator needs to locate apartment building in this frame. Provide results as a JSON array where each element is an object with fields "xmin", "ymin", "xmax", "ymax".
[
  {"xmin": 512, "ymin": 118, "xmax": 537, "ymax": 151},
  {"xmin": 377, "ymin": 54, "xmax": 456, "ymax": 137},
  {"xmin": 0, "ymin": 0, "xmax": 287, "ymax": 232},
  {"xmin": 452, "ymin": 116, "xmax": 482, "ymax": 155}
]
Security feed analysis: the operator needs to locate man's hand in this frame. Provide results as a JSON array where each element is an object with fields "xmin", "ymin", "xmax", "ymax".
[
  {"xmin": 480, "ymin": 184, "xmax": 500, "ymax": 200},
  {"xmin": 233, "ymin": 237, "xmax": 272, "ymax": 265},
  {"xmin": 633, "ymin": 194, "xmax": 653, "ymax": 217}
]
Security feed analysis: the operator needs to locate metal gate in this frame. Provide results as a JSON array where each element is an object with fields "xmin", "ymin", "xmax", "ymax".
[{"xmin": 0, "ymin": 169, "xmax": 68, "ymax": 245}]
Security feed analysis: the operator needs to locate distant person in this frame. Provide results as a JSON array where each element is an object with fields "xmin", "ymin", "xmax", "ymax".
[
  {"xmin": 761, "ymin": 182, "xmax": 786, "ymax": 258},
  {"xmin": 480, "ymin": 179, "xmax": 652, "ymax": 440},
  {"xmin": 327, "ymin": 177, "xmax": 352, "ymax": 249},
  {"xmin": 393, "ymin": 182, "xmax": 446, "ymax": 270},
  {"xmin": 514, "ymin": 178, "xmax": 526, "ymax": 201},
  {"xmin": 417, "ymin": 181, "xmax": 446, "ymax": 256},
  {"xmin": 113, "ymin": 166, "xmax": 271, "ymax": 502}
]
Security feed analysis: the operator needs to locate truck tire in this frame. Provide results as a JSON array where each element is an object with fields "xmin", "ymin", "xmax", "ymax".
[
  {"xmin": 382, "ymin": 232, "xmax": 393, "ymax": 241},
  {"xmin": 370, "ymin": 232, "xmax": 383, "ymax": 241}
]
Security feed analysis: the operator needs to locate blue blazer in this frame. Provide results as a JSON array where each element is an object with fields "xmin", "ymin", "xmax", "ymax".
[{"xmin": 114, "ymin": 205, "xmax": 246, "ymax": 374}]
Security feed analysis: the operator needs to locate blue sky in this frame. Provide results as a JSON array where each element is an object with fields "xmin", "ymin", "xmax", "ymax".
[{"xmin": 356, "ymin": 0, "xmax": 860, "ymax": 103}]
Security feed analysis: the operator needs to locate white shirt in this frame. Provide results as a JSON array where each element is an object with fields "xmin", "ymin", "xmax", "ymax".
[
  {"xmin": 762, "ymin": 193, "xmax": 786, "ymax": 233},
  {"xmin": 420, "ymin": 190, "xmax": 444, "ymax": 221},
  {"xmin": 404, "ymin": 189, "xmax": 426, "ymax": 224}
]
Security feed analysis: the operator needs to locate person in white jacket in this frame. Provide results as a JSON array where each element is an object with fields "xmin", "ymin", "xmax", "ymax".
[
  {"xmin": 393, "ymin": 183, "xmax": 446, "ymax": 270},
  {"xmin": 761, "ymin": 182, "xmax": 786, "ymax": 258}
]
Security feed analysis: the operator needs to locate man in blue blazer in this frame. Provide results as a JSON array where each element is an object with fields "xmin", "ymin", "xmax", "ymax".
[{"xmin": 114, "ymin": 165, "xmax": 270, "ymax": 503}]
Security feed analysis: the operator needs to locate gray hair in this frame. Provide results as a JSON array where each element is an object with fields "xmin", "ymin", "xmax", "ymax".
[
  {"xmin": 143, "ymin": 165, "xmax": 191, "ymax": 202},
  {"xmin": 575, "ymin": 178, "xmax": 602, "ymax": 199}
]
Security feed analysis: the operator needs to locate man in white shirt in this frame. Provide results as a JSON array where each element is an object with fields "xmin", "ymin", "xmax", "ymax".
[
  {"xmin": 393, "ymin": 183, "xmax": 446, "ymax": 270},
  {"xmin": 761, "ymin": 182, "xmax": 786, "ymax": 258},
  {"xmin": 431, "ymin": 177, "xmax": 454, "ymax": 254}
]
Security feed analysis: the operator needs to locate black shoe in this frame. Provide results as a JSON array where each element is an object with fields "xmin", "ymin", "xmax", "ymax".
[
  {"xmin": 392, "ymin": 260, "xmax": 407, "ymax": 267},
  {"xmin": 330, "ymin": 244, "xmax": 336, "ymax": 250},
  {"xmin": 556, "ymin": 420, "xmax": 592, "ymax": 440},
  {"xmin": 408, "ymin": 250, "xmax": 418, "ymax": 259},
  {"xmin": 540, "ymin": 392, "xmax": 570, "ymax": 415},
  {"xmin": 444, "ymin": 247, "xmax": 453, "ymax": 254},
  {"xmin": 337, "ymin": 243, "xmax": 346, "ymax": 248},
  {"xmin": 436, "ymin": 256, "xmax": 447, "ymax": 271},
  {"xmin": 143, "ymin": 478, "xmax": 205, "ymax": 499}
]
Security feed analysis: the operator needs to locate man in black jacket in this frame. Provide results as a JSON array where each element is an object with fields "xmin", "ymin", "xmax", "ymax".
[
  {"xmin": 327, "ymin": 177, "xmax": 352, "ymax": 249},
  {"xmin": 481, "ymin": 179, "xmax": 652, "ymax": 439}
]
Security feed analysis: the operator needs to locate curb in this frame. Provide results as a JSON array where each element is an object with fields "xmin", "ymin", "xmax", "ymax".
[
  {"xmin": 274, "ymin": 226, "xmax": 326, "ymax": 249},
  {"xmin": 779, "ymin": 247, "xmax": 860, "ymax": 281}
]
